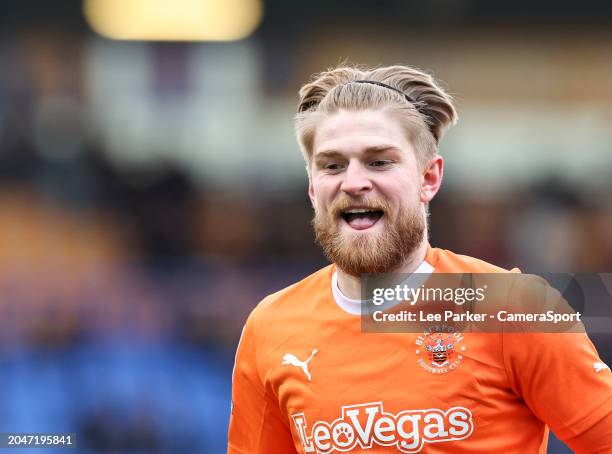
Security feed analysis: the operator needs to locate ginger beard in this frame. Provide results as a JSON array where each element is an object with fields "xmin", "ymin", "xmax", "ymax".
[{"xmin": 313, "ymin": 194, "xmax": 426, "ymax": 276}]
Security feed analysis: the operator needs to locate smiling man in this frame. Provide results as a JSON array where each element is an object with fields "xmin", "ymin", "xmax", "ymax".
[{"xmin": 227, "ymin": 65, "xmax": 612, "ymax": 453}]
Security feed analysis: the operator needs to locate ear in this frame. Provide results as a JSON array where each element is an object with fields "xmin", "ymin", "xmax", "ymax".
[
  {"xmin": 420, "ymin": 155, "xmax": 444, "ymax": 203},
  {"xmin": 308, "ymin": 178, "xmax": 316, "ymax": 207}
]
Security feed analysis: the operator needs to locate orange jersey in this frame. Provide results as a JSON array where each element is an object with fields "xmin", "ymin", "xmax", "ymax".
[{"xmin": 228, "ymin": 246, "xmax": 612, "ymax": 453}]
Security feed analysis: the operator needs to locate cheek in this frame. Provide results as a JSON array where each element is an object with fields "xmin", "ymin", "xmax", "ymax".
[
  {"xmin": 311, "ymin": 179, "xmax": 336, "ymax": 204},
  {"xmin": 378, "ymin": 178, "xmax": 417, "ymax": 202},
  {"xmin": 310, "ymin": 187, "xmax": 328, "ymax": 214},
  {"xmin": 379, "ymin": 186, "xmax": 420, "ymax": 216}
]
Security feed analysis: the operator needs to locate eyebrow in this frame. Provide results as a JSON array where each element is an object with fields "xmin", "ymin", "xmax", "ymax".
[{"xmin": 314, "ymin": 145, "xmax": 401, "ymax": 160}]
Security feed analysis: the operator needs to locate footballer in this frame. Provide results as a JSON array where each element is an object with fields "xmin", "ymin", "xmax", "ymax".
[{"xmin": 227, "ymin": 64, "xmax": 612, "ymax": 453}]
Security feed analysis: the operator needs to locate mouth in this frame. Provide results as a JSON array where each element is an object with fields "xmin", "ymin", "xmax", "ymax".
[{"xmin": 340, "ymin": 208, "xmax": 384, "ymax": 231}]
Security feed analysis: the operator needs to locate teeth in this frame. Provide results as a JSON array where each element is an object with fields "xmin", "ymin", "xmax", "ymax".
[{"xmin": 345, "ymin": 208, "xmax": 373, "ymax": 214}]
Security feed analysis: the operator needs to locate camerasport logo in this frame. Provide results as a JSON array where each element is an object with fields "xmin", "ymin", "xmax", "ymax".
[
  {"xmin": 416, "ymin": 326, "xmax": 466, "ymax": 374},
  {"xmin": 291, "ymin": 402, "xmax": 473, "ymax": 453}
]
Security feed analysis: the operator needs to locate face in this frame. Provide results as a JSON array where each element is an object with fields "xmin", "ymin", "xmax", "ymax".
[{"xmin": 309, "ymin": 109, "xmax": 442, "ymax": 276}]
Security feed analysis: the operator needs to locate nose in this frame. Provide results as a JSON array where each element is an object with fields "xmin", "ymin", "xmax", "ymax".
[{"xmin": 340, "ymin": 161, "xmax": 373, "ymax": 196}]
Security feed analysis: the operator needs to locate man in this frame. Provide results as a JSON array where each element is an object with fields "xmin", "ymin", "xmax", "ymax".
[{"xmin": 227, "ymin": 65, "xmax": 612, "ymax": 453}]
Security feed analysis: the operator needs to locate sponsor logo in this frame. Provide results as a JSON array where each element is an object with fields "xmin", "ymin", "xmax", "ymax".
[
  {"xmin": 415, "ymin": 325, "xmax": 465, "ymax": 374},
  {"xmin": 282, "ymin": 349, "xmax": 318, "ymax": 381},
  {"xmin": 594, "ymin": 361, "xmax": 611, "ymax": 373},
  {"xmin": 292, "ymin": 402, "xmax": 473, "ymax": 453}
]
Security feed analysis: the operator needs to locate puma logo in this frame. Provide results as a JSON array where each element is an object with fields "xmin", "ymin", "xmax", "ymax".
[
  {"xmin": 594, "ymin": 361, "xmax": 611, "ymax": 373},
  {"xmin": 282, "ymin": 349, "xmax": 318, "ymax": 381}
]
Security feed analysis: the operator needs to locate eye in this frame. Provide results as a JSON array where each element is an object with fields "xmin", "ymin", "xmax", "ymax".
[
  {"xmin": 325, "ymin": 163, "xmax": 344, "ymax": 171},
  {"xmin": 369, "ymin": 160, "xmax": 392, "ymax": 168}
]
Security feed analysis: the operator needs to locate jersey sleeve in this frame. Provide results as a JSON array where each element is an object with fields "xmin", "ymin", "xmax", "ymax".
[
  {"xmin": 563, "ymin": 408, "xmax": 612, "ymax": 453},
  {"xmin": 501, "ymin": 275, "xmax": 612, "ymax": 452},
  {"xmin": 227, "ymin": 309, "xmax": 296, "ymax": 454}
]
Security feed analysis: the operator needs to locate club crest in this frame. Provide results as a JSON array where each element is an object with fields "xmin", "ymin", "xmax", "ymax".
[{"xmin": 415, "ymin": 325, "xmax": 466, "ymax": 374}]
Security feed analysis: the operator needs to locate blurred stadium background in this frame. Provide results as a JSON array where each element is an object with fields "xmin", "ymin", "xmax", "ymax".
[{"xmin": 0, "ymin": 0, "xmax": 611, "ymax": 452}]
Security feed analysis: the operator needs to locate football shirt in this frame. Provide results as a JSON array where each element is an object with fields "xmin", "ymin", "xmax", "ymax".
[{"xmin": 228, "ymin": 246, "xmax": 612, "ymax": 453}]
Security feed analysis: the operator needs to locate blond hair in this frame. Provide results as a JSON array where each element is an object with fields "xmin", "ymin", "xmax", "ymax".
[{"xmin": 295, "ymin": 64, "xmax": 458, "ymax": 169}]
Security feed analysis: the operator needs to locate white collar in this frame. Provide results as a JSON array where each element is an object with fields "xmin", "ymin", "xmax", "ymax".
[{"xmin": 331, "ymin": 260, "xmax": 434, "ymax": 316}]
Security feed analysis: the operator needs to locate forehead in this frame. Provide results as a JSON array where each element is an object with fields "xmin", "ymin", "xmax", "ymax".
[{"xmin": 312, "ymin": 109, "xmax": 411, "ymax": 156}]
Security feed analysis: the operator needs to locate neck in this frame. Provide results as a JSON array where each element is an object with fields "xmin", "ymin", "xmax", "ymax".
[{"xmin": 336, "ymin": 239, "xmax": 429, "ymax": 300}]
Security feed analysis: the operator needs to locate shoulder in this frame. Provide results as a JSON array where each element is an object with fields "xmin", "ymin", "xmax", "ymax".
[
  {"xmin": 432, "ymin": 248, "xmax": 564, "ymax": 309},
  {"xmin": 239, "ymin": 265, "xmax": 335, "ymax": 364},
  {"xmin": 431, "ymin": 247, "xmax": 520, "ymax": 274}
]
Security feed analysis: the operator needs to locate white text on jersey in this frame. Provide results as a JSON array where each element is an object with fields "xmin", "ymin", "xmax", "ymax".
[{"xmin": 291, "ymin": 402, "xmax": 473, "ymax": 453}]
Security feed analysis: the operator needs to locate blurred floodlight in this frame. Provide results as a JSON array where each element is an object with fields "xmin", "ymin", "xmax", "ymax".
[{"xmin": 83, "ymin": 0, "xmax": 263, "ymax": 41}]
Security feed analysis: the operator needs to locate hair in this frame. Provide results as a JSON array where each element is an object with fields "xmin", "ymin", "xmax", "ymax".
[{"xmin": 295, "ymin": 64, "xmax": 458, "ymax": 170}]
